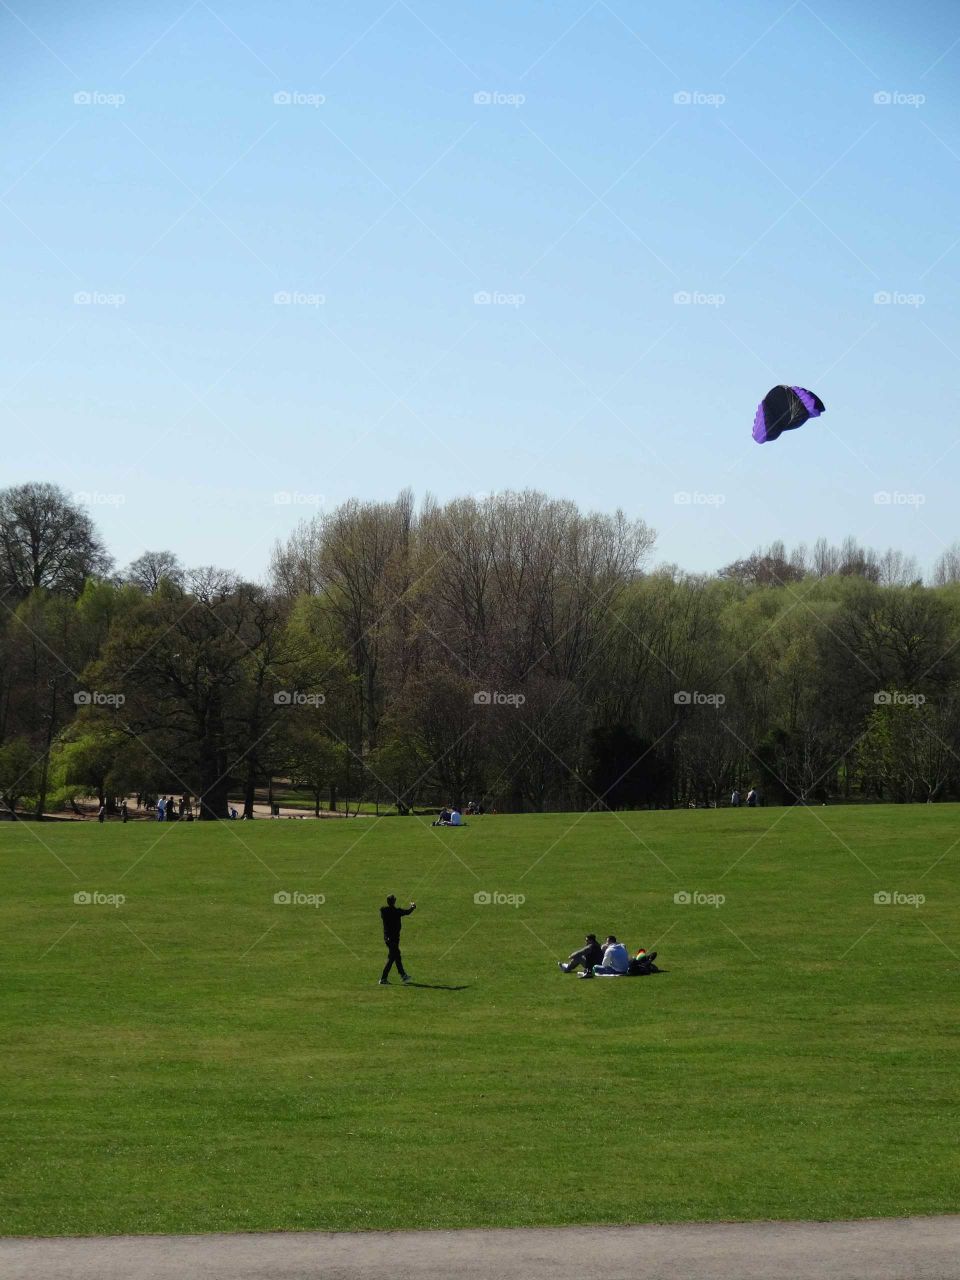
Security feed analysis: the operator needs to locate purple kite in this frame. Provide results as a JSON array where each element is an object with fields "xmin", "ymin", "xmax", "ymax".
[{"xmin": 752, "ymin": 385, "xmax": 825, "ymax": 444}]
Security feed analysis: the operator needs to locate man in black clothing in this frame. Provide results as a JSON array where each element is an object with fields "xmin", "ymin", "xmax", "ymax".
[
  {"xmin": 558, "ymin": 933, "xmax": 604, "ymax": 973},
  {"xmin": 379, "ymin": 894, "xmax": 416, "ymax": 985}
]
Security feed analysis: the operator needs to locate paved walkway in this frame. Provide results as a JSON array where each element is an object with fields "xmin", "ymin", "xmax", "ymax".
[{"xmin": 3, "ymin": 1217, "xmax": 960, "ymax": 1280}]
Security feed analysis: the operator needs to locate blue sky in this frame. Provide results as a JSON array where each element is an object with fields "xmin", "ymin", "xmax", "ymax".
[{"xmin": 2, "ymin": 0, "xmax": 959, "ymax": 578}]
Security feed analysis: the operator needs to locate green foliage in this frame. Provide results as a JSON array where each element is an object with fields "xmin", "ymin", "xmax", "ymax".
[{"xmin": 0, "ymin": 738, "xmax": 39, "ymax": 814}]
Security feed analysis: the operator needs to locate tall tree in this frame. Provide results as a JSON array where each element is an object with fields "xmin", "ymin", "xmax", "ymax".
[{"xmin": 0, "ymin": 483, "xmax": 111, "ymax": 602}]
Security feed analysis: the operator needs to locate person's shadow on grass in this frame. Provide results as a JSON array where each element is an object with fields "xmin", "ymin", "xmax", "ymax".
[{"xmin": 406, "ymin": 982, "xmax": 471, "ymax": 990}]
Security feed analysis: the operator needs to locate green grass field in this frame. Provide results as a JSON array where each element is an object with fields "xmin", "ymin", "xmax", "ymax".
[{"xmin": 1, "ymin": 805, "xmax": 959, "ymax": 1237}]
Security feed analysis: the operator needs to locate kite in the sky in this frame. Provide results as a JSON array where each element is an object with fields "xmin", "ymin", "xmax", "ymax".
[{"xmin": 752, "ymin": 385, "xmax": 825, "ymax": 444}]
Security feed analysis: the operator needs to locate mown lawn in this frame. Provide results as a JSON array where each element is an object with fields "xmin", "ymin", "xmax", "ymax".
[{"xmin": 1, "ymin": 804, "xmax": 958, "ymax": 1235}]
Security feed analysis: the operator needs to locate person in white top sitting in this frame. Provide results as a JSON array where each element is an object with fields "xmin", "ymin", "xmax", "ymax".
[
  {"xmin": 435, "ymin": 805, "xmax": 464, "ymax": 827},
  {"xmin": 580, "ymin": 935, "xmax": 630, "ymax": 978}
]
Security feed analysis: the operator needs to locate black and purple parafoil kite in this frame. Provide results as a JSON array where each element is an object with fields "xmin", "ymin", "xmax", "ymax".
[{"xmin": 752, "ymin": 385, "xmax": 825, "ymax": 444}]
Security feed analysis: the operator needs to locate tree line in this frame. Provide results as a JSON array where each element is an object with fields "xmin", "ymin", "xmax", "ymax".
[{"xmin": 3, "ymin": 480, "xmax": 960, "ymax": 818}]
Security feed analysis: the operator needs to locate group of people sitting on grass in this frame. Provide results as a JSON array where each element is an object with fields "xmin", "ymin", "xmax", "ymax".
[
  {"xmin": 432, "ymin": 805, "xmax": 464, "ymax": 827},
  {"xmin": 432, "ymin": 800, "xmax": 487, "ymax": 825},
  {"xmin": 558, "ymin": 933, "xmax": 659, "ymax": 979}
]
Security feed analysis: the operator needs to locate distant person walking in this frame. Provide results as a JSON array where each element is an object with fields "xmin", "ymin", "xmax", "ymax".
[
  {"xmin": 731, "ymin": 789, "xmax": 741, "ymax": 807},
  {"xmin": 97, "ymin": 803, "xmax": 106, "ymax": 824},
  {"xmin": 379, "ymin": 894, "xmax": 416, "ymax": 985},
  {"xmin": 120, "ymin": 800, "xmax": 128, "ymax": 823},
  {"xmin": 746, "ymin": 788, "xmax": 758, "ymax": 808},
  {"xmin": 157, "ymin": 797, "xmax": 166, "ymax": 822}
]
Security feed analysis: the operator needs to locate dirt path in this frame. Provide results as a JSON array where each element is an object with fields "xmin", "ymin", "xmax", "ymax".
[{"xmin": 3, "ymin": 1216, "xmax": 959, "ymax": 1280}]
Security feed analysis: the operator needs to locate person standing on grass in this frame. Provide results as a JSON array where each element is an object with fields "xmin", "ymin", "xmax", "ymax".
[{"xmin": 379, "ymin": 894, "xmax": 416, "ymax": 985}]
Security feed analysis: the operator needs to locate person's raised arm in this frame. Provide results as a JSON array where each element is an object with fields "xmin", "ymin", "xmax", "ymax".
[{"xmin": 401, "ymin": 901, "xmax": 417, "ymax": 916}]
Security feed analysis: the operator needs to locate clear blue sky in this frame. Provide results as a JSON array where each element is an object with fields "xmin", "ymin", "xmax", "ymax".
[{"xmin": 2, "ymin": 0, "xmax": 959, "ymax": 578}]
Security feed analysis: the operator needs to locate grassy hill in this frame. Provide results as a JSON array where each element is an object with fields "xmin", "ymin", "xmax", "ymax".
[{"xmin": 1, "ymin": 805, "xmax": 958, "ymax": 1235}]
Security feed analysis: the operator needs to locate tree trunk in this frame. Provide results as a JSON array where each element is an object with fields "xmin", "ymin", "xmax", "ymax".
[
  {"xmin": 243, "ymin": 764, "xmax": 256, "ymax": 819},
  {"xmin": 34, "ymin": 697, "xmax": 56, "ymax": 819},
  {"xmin": 198, "ymin": 700, "xmax": 230, "ymax": 819}
]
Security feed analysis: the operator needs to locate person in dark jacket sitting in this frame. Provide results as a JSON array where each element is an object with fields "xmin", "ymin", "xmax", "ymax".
[{"xmin": 558, "ymin": 933, "xmax": 604, "ymax": 973}]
